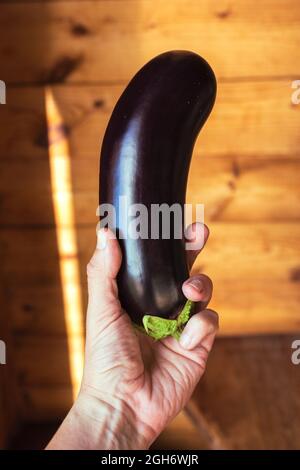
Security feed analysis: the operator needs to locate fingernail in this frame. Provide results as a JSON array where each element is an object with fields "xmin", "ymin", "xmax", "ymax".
[
  {"xmin": 97, "ymin": 229, "xmax": 107, "ymax": 250},
  {"xmin": 187, "ymin": 279, "xmax": 204, "ymax": 293},
  {"xmin": 179, "ymin": 331, "xmax": 191, "ymax": 349}
]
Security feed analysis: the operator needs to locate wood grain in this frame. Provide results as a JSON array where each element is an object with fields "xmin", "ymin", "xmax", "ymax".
[
  {"xmin": 0, "ymin": 286, "xmax": 18, "ymax": 448},
  {"xmin": 0, "ymin": 0, "xmax": 300, "ymax": 446},
  {"xmin": 0, "ymin": 1, "xmax": 299, "ymax": 83},
  {"xmin": 20, "ymin": 385, "xmax": 73, "ymax": 422},
  {"xmin": 2, "ymin": 223, "xmax": 300, "ymax": 337},
  {"xmin": 190, "ymin": 335, "xmax": 300, "ymax": 449},
  {"xmin": 1, "ymin": 80, "xmax": 299, "ymax": 161},
  {"xmin": 152, "ymin": 411, "xmax": 209, "ymax": 450},
  {"xmin": 0, "ymin": 80, "xmax": 299, "ymax": 228},
  {"xmin": 1, "ymin": 156, "xmax": 300, "ymax": 226},
  {"xmin": 16, "ymin": 335, "xmax": 300, "ymax": 451}
]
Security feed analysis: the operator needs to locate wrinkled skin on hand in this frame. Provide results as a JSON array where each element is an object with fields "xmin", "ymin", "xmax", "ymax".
[{"xmin": 82, "ymin": 223, "xmax": 218, "ymax": 446}]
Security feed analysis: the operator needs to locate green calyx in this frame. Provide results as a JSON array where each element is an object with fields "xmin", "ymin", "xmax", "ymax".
[{"xmin": 134, "ymin": 300, "xmax": 194, "ymax": 341}]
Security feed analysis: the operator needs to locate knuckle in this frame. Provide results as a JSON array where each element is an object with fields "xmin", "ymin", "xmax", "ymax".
[
  {"xmin": 196, "ymin": 346, "xmax": 209, "ymax": 370},
  {"xmin": 192, "ymin": 309, "xmax": 219, "ymax": 334}
]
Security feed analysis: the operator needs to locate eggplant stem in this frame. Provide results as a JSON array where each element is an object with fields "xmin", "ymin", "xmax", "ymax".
[{"xmin": 133, "ymin": 300, "xmax": 194, "ymax": 341}]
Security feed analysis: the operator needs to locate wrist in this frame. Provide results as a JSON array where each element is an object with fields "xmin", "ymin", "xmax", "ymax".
[
  {"xmin": 73, "ymin": 391, "xmax": 152, "ymax": 450},
  {"xmin": 47, "ymin": 388, "xmax": 154, "ymax": 450}
]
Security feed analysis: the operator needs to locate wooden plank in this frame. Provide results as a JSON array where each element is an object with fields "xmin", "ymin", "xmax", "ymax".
[
  {"xmin": 9, "ymin": 422, "xmax": 59, "ymax": 451},
  {"xmin": 17, "ymin": 334, "xmax": 300, "ymax": 450},
  {"xmin": 0, "ymin": 1, "xmax": 299, "ymax": 83},
  {"xmin": 1, "ymin": 80, "xmax": 299, "ymax": 228},
  {"xmin": 1, "ymin": 80, "xmax": 299, "ymax": 162},
  {"xmin": 152, "ymin": 411, "xmax": 209, "ymax": 450},
  {"xmin": 11, "ymin": 286, "xmax": 67, "ymax": 337},
  {"xmin": 3, "ymin": 223, "xmax": 300, "ymax": 337},
  {"xmin": 188, "ymin": 157, "xmax": 300, "ymax": 223},
  {"xmin": 15, "ymin": 336, "xmax": 72, "ymax": 387},
  {"xmin": 21, "ymin": 385, "xmax": 73, "ymax": 422},
  {"xmin": 0, "ymin": 285, "xmax": 18, "ymax": 448},
  {"xmin": 11, "ymin": 278, "xmax": 300, "ymax": 337},
  {"xmin": 2, "ymin": 223, "xmax": 299, "ymax": 284},
  {"xmin": 190, "ymin": 335, "xmax": 300, "ymax": 449},
  {"xmin": 1, "ymin": 156, "xmax": 300, "ymax": 226}
]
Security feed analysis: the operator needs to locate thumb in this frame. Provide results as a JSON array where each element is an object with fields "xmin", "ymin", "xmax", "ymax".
[{"xmin": 86, "ymin": 228, "xmax": 122, "ymax": 318}]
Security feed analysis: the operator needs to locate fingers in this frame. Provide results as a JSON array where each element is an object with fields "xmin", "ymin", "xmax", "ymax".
[
  {"xmin": 179, "ymin": 309, "xmax": 219, "ymax": 352},
  {"xmin": 87, "ymin": 228, "xmax": 122, "ymax": 281},
  {"xmin": 182, "ymin": 274, "xmax": 213, "ymax": 308},
  {"xmin": 185, "ymin": 223, "xmax": 209, "ymax": 270},
  {"xmin": 86, "ymin": 228, "xmax": 122, "ymax": 310}
]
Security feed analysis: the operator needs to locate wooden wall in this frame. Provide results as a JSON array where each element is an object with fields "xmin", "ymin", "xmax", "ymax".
[
  {"xmin": 0, "ymin": 286, "xmax": 18, "ymax": 448},
  {"xmin": 0, "ymin": 0, "xmax": 300, "ymax": 429}
]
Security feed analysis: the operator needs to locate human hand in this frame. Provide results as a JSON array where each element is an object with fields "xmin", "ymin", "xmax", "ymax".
[{"xmin": 47, "ymin": 223, "xmax": 218, "ymax": 450}]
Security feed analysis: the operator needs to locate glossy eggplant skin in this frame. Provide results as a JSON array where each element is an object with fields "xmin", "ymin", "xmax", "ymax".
[{"xmin": 99, "ymin": 51, "xmax": 216, "ymax": 325}]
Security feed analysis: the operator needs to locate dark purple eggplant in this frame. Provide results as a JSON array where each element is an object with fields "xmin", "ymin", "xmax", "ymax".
[{"xmin": 99, "ymin": 50, "xmax": 216, "ymax": 334}]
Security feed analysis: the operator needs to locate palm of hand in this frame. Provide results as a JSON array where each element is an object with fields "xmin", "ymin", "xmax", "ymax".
[
  {"xmin": 84, "ymin": 305, "xmax": 208, "ymax": 439},
  {"xmin": 83, "ymin": 225, "xmax": 217, "ymax": 443},
  {"xmin": 46, "ymin": 226, "xmax": 218, "ymax": 450}
]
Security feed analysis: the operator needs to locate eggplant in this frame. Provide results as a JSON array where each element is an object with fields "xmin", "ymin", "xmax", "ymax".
[{"xmin": 99, "ymin": 50, "xmax": 216, "ymax": 338}]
